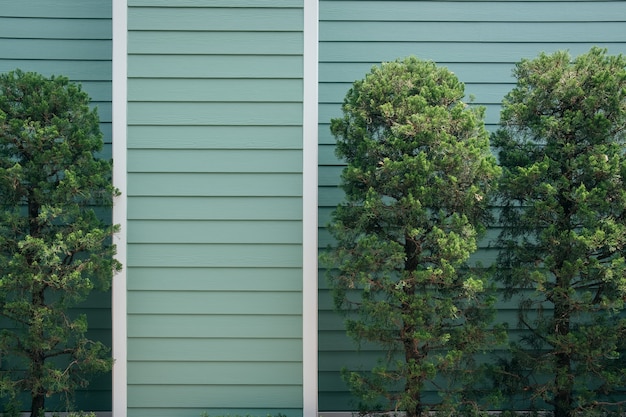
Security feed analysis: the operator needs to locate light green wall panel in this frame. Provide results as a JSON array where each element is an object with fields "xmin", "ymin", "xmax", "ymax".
[
  {"xmin": 128, "ymin": 386, "xmax": 303, "ymax": 409},
  {"xmin": 129, "ymin": 79, "xmax": 303, "ymax": 102},
  {"xmin": 127, "ymin": 268, "xmax": 303, "ymax": 292},
  {"xmin": 127, "ymin": 149, "xmax": 303, "ymax": 172},
  {"xmin": 0, "ymin": 0, "xmax": 113, "ymax": 412},
  {"xmin": 129, "ymin": 0, "xmax": 301, "ymax": 6},
  {"xmin": 3, "ymin": 1, "xmax": 111, "ymax": 18},
  {"xmin": 128, "ymin": 220, "xmax": 302, "ymax": 244},
  {"xmin": 128, "ymin": 55, "xmax": 303, "ymax": 78},
  {"xmin": 128, "ymin": 338, "xmax": 303, "ymax": 361},
  {"xmin": 127, "ymin": 244, "xmax": 303, "ymax": 268},
  {"xmin": 128, "ymin": 7, "xmax": 303, "ymax": 31},
  {"xmin": 127, "ymin": 197, "xmax": 303, "ymax": 220},
  {"xmin": 127, "ymin": 126, "xmax": 303, "ymax": 149},
  {"xmin": 128, "ymin": 315, "xmax": 302, "ymax": 338},
  {"xmin": 126, "ymin": 1, "xmax": 305, "ymax": 416},
  {"xmin": 128, "ymin": 31, "xmax": 303, "ymax": 55},
  {"xmin": 127, "ymin": 173, "xmax": 302, "ymax": 197},
  {"xmin": 128, "ymin": 102, "xmax": 302, "ymax": 125},
  {"xmin": 128, "ymin": 362, "xmax": 303, "ymax": 385},
  {"xmin": 127, "ymin": 291, "xmax": 302, "ymax": 315},
  {"xmin": 318, "ymin": 0, "xmax": 626, "ymax": 411},
  {"xmin": 126, "ymin": 409, "xmax": 302, "ymax": 417}
]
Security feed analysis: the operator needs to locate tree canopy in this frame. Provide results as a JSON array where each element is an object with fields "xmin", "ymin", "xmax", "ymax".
[
  {"xmin": 0, "ymin": 70, "xmax": 120, "ymax": 416},
  {"xmin": 324, "ymin": 56, "xmax": 503, "ymax": 417},
  {"xmin": 493, "ymin": 47, "xmax": 626, "ymax": 417}
]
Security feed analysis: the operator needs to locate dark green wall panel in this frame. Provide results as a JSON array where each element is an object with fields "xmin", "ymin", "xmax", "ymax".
[
  {"xmin": 0, "ymin": 1, "xmax": 113, "ymax": 412},
  {"xmin": 318, "ymin": 0, "xmax": 626, "ymax": 411}
]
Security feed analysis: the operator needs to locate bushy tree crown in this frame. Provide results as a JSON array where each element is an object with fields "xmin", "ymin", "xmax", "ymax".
[{"xmin": 0, "ymin": 70, "xmax": 120, "ymax": 416}]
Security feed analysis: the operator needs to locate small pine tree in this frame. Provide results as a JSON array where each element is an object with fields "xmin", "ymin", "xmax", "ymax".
[
  {"xmin": 493, "ymin": 47, "xmax": 626, "ymax": 417},
  {"xmin": 323, "ymin": 57, "xmax": 503, "ymax": 417},
  {"xmin": 0, "ymin": 70, "xmax": 120, "ymax": 416}
]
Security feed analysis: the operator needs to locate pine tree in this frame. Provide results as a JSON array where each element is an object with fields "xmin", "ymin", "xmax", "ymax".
[
  {"xmin": 323, "ymin": 57, "xmax": 503, "ymax": 417},
  {"xmin": 493, "ymin": 47, "xmax": 626, "ymax": 417},
  {"xmin": 0, "ymin": 70, "xmax": 120, "ymax": 416}
]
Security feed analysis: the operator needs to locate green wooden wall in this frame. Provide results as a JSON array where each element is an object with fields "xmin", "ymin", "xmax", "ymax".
[
  {"xmin": 0, "ymin": 0, "xmax": 113, "ymax": 411},
  {"xmin": 126, "ymin": 1, "xmax": 305, "ymax": 416},
  {"xmin": 318, "ymin": 0, "xmax": 626, "ymax": 411}
]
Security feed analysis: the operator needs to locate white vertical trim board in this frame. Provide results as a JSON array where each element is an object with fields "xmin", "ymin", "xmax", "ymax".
[
  {"xmin": 111, "ymin": 0, "xmax": 128, "ymax": 416},
  {"xmin": 303, "ymin": 0, "xmax": 319, "ymax": 416}
]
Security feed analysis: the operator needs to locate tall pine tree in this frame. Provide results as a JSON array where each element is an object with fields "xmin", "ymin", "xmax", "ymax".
[
  {"xmin": 324, "ymin": 57, "xmax": 502, "ymax": 417},
  {"xmin": 493, "ymin": 47, "xmax": 626, "ymax": 417},
  {"xmin": 0, "ymin": 70, "xmax": 120, "ymax": 416}
]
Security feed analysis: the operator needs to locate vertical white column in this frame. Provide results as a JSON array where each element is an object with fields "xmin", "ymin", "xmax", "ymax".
[
  {"xmin": 302, "ymin": 0, "xmax": 319, "ymax": 416},
  {"xmin": 111, "ymin": 0, "xmax": 128, "ymax": 415}
]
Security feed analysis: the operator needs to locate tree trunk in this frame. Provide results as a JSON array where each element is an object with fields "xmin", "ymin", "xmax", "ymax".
[
  {"xmin": 30, "ymin": 285, "xmax": 47, "ymax": 417},
  {"xmin": 30, "ymin": 390, "xmax": 45, "ymax": 417},
  {"xmin": 403, "ymin": 321, "xmax": 425, "ymax": 417},
  {"xmin": 403, "ymin": 236, "xmax": 424, "ymax": 417},
  {"xmin": 552, "ymin": 193, "xmax": 574, "ymax": 417},
  {"xmin": 554, "ymin": 296, "xmax": 572, "ymax": 417}
]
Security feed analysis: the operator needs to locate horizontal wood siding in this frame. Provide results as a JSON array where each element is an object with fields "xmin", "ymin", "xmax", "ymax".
[
  {"xmin": 0, "ymin": 1, "xmax": 112, "ymax": 412},
  {"xmin": 126, "ymin": 2, "xmax": 304, "ymax": 417},
  {"xmin": 318, "ymin": 0, "xmax": 626, "ymax": 411}
]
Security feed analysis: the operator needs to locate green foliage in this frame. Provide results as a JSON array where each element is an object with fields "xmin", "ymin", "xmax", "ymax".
[
  {"xmin": 322, "ymin": 56, "xmax": 504, "ymax": 417},
  {"xmin": 493, "ymin": 47, "xmax": 626, "ymax": 417},
  {"xmin": 0, "ymin": 70, "xmax": 120, "ymax": 416}
]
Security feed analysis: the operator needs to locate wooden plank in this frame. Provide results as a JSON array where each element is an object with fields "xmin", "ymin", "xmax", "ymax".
[
  {"xmin": 100, "ymin": 124, "xmax": 113, "ymax": 144},
  {"xmin": 127, "ymin": 267, "xmax": 302, "ymax": 291},
  {"xmin": 128, "ymin": 362, "xmax": 303, "ymax": 385},
  {"xmin": 321, "ymin": 21, "xmax": 626, "ymax": 42},
  {"xmin": 127, "ymin": 149, "xmax": 302, "ymax": 173},
  {"xmin": 127, "ymin": 243, "xmax": 303, "ymax": 267},
  {"xmin": 129, "ymin": 0, "xmax": 302, "ymax": 6},
  {"xmin": 128, "ymin": 78, "xmax": 302, "ymax": 102},
  {"xmin": 128, "ymin": 338, "xmax": 302, "ymax": 361},
  {"xmin": 0, "ymin": 59, "xmax": 112, "ymax": 81},
  {"xmin": 92, "ymin": 102, "xmax": 112, "ymax": 122},
  {"xmin": 124, "ymin": 409, "xmax": 301, "ymax": 417},
  {"xmin": 3, "ymin": 1, "xmax": 112, "ymax": 18},
  {"xmin": 127, "ymin": 196, "xmax": 302, "ymax": 220},
  {"xmin": 0, "ymin": 17, "xmax": 111, "ymax": 40},
  {"xmin": 128, "ymin": 102, "xmax": 302, "ymax": 126},
  {"xmin": 128, "ymin": 55, "xmax": 303, "ymax": 78},
  {"xmin": 127, "ymin": 173, "xmax": 302, "ymax": 197},
  {"xmin": 129, "ymin": 7, "xmax": 303, "ymax": 31},
  {"xmin": 320, "ymin": 41, "xmax": 625, "ymax": 63},
  {"xmin": 318, "ymin": 186, "xmax": 346, "ymax": 208},
  {"xmin": 127, "ymin": 314, "xmax": 302, "ymax": 338},
  {"xmin": 127, "ymin": 125, "xmax": 303, "ymax": 149},
  {"xmin": 127, "ymin": 290, "xmax": 302, "ymax": 314},
  {"xmin": 77, "ymin": 81, "xmax": 112, "ymax": 101},
  {"xmin": 320, "ymin": 1, "xmax": 626, "ymax": 22},
  {"xmin": 319, "ymin": 166, "xmax": 342, "ymax": 187},
  {"xmin": 0, "ymin": 39, "xmax": 111, "ymax": 60},
  {"xmin": 127, "ymin": 385, "xmax": 303, "ymax": 408},
  {"xmin": 318, "ymin": 144, "xmax": 343, "ymax": 166},
  {"xmin": 127, "ymin": 220, "xmax": 303, "ymax": 244},
  {"xmin": 128, "ymin": 31, "xmax": 303, "ymax": 55}
]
